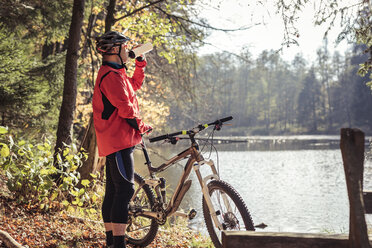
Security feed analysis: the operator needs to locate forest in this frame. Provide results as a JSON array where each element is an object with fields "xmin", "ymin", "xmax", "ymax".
[
  {"xmin": 182, "ymin": 44, "xmax": 372, "ymax": 135},
  {"xmin": 0, "ymin": 0, "xmax": 371, "ymax": 247}
]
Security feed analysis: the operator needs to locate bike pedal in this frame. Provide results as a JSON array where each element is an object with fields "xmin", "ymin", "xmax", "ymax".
[{"xmin": 188, "ymin": 209, "xmax": 197, "ymax": 220}]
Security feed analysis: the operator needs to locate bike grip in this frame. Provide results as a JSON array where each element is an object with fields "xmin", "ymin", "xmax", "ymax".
[
  {"xmin": 219, "ymin": 116, "xmax": 233, "ymax": 123},
  {"xmin": 208, "ymin": 116, "xmax": 233, "ymax": 125},
  {"xmin": 149, "ymin": 131, "xmax": 183, "ymax": 143},
  {"xmin": 149, "ymin": 134, "xmax": 168, "ymax": 143}
]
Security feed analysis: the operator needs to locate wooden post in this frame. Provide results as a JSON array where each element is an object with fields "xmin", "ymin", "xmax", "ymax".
[
  {"xmin": 340, "ymin": 128, "xmax": 370, "ymax": 248},
  {"xmin": 222, "ymin": 231, "xmax": 351, "ymax": 248},
  {"xmin": 363, "ymin": 190, "xmax": 372, "ymax": 214}
]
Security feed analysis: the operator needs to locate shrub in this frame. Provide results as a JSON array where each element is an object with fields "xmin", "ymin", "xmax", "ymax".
[{"xmin": 0, "ymin": 126, "xmax": 101, "ymax": 216}]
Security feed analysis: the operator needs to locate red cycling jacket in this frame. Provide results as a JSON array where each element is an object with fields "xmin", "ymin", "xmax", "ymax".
[{"xmin": 92, "ymin": 60, "xmax": 147, "ymax": 157}]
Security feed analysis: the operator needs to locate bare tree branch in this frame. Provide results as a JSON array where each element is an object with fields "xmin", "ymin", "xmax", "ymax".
[
  {"xmin": 199, "ymin": 40, "xmax": 252, "ymax": 63},
  {"xmin": 114, "ymin": 0, "xmax": 166, "ymax": 23},
  {"xmin": 155, "ymin": 6, "xmax": 260, "ymax": 32},
  {"xmin": 0, "ymin": 229, "xmax": 24, "ymax": 248}
]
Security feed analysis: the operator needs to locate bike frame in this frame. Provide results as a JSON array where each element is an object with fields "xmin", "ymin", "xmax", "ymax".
[{"xmin": 130, "ymin": 135, "xmax": 227, "ymax": 230}]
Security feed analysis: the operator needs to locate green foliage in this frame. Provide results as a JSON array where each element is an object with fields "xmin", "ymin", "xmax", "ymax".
[
  {"xmin": 0, "ymin": 127, "xmax": 100, "ymax": 215},
  {"xmin": 107, "ymin": 0, "xmax": 205, "ymax": 64},
  {"xmin": 0, "ymin": 25, "xmax": 33, "ymax": 114},
  {"xmin": 26, "ymin": 52, "xmax": 66, "ymax": 132},
  {"xmin": 355, "ymin": 5, "xmax": 372, "ymax": 86},
  {"xmin": 0, "ymin": 24, "xmax": 65, "ymax": 133},
  {"xmin": 0, "ymin": 0, "xmax": 72, "ymax": 44}
]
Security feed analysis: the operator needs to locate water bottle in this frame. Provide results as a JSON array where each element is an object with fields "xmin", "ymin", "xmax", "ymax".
[{"xmin": 128, "ymin": 42, "xmax": 153, "ymax": 59}]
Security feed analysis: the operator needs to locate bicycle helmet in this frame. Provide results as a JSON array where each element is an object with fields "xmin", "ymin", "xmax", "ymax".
[{"xmin": 96, "ymin": 31, "xmax": 130, "ymax": 54}]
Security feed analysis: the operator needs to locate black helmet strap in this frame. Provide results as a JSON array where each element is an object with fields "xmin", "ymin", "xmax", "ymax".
[{"xmin": 117, "ymin": 44, "xmax": 125, "ymax": 68}]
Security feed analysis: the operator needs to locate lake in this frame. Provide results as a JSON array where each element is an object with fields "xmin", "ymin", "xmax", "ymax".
[{"xmin": 133, "ymin": 135, "xmax": 372, "ymax": 234}]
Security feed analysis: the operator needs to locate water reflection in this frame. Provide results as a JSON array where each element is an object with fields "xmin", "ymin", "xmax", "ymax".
[{"xmin": 132, "ymin": 135, "xmax": 372, "ymax": 234}]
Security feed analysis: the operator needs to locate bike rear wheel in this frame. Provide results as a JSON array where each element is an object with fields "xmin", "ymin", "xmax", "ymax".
[
  {"xmin": 126, "ymin": 173, "xmax": 159, "ymax": 247},
  {"xmin": 202, "ymin": 180, "xmax": 255, "ymax": 248}
]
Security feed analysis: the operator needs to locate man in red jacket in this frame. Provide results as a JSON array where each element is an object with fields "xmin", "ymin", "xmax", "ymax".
[{"xmin": 93, "ymin": 31, "xmax": 151, "ymax": 248}]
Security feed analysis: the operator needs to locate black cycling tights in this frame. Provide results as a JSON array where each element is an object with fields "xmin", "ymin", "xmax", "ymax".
[{"xmin": 102, "ymin": 147, "xmax": 135, "ymax": 224}]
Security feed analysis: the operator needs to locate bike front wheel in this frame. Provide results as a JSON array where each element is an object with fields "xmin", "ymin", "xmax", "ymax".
[
  {"xmin": 202, "ymin": 180, "xmax": 255, "ymax": 248},
  {"xmin": 126, "ymin": 173, "xmax": 159, "ymax": 247}
]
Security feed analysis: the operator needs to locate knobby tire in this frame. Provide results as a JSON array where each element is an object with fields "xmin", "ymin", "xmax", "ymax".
[
  {"xmin": 202, "ymin": 180, "xmax": 255, "ymax": 248},
  {"xmin": 126, "ymin": 173, "xmax": 159, "ymax": 247}
]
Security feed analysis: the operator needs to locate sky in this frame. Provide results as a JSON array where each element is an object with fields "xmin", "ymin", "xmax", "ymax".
[{"xmin": 196, "ymin": 0, "xmax": 356, "ymax": 63}]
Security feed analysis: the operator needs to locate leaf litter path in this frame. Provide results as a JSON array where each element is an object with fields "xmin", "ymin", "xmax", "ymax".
[{"xmin": 0, "ymin": 174, "xmax": 211, "ymax": 248}]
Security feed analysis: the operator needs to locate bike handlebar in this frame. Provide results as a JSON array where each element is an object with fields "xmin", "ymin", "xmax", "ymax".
[{"xmin": 149, "ymin": 116, "xmax": 233, "ymax": 143}]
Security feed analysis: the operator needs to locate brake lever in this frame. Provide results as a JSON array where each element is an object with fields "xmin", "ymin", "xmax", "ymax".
[
  {"xmin": 164, "ymin": 137, "xmax": 179, "ymax": 145},
  {"xmin": 170, "ymin": 137, "xmax": 179, "ymax": 145},
  {"xmin": 214, "ymin": 120, "xmax": 223, "ymax": 131}
]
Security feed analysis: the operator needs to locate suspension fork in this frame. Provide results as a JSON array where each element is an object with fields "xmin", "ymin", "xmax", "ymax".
[{"xmin": 193, "ymin": 160, "xmax": 225, "ymax": 230}]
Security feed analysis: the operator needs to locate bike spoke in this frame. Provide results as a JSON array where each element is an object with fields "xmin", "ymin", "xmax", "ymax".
[
  {"xmin": 128, "ymin": 224, "xmax": 151, "ymax": 232},
  {"xmin": 211, "ymin": 189, "xmax": 246, "ymax": 232}
]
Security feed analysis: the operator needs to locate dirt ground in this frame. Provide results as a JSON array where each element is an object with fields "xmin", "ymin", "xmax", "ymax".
[{"xmin": 0, "ymin": 173, "xmax": 212, "ymax": 248}]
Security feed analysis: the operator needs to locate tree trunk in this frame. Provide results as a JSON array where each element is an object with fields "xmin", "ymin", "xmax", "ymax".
[
  {"xmin": 78, "ymin": 115, "xmax": 106, "ymax": 183},
  {"xmin": 105, "ymin": 0, "xmax": 117, "ymax": 32},
  {"xmin": 1, "ymin": 111, "xmax": 4, "ymax": 126},
  {"xmin": 54, "ymin": 0, "xmax": 86, "ymax": 164},
  {"xmin": 41, "ymin": 42, "xmax": 54, "ymax": 60},
  {"xmin": 42, "ymin": 40, "xmax": 67, "ymax": 60},
  {"xmin": 82, "ymin": 13, "xmax": 97, "ymax": 58},
  {"xmin": 312, "ymin": 95, "xmax": 317, "ymax": 131}
]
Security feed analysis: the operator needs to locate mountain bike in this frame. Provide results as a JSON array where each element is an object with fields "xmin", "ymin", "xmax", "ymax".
[{"xmin": 126, "ymin": 116, "xmax": 255, "ymax": 248}]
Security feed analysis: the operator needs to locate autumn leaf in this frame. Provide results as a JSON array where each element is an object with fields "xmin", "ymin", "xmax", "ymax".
[{"xmin": 81, "ymin": 179, "xmax": 90, "ymax": 187}]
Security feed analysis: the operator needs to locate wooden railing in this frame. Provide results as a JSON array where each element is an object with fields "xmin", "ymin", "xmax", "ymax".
[{"xmin": 222, "ymin": 128, "xmax": 372, "ymax": 248}]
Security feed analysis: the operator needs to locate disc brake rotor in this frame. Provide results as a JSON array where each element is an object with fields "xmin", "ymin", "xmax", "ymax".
[{"xmin": 223, "ymin": 212, "xmax": 240, "ymax": 229}]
